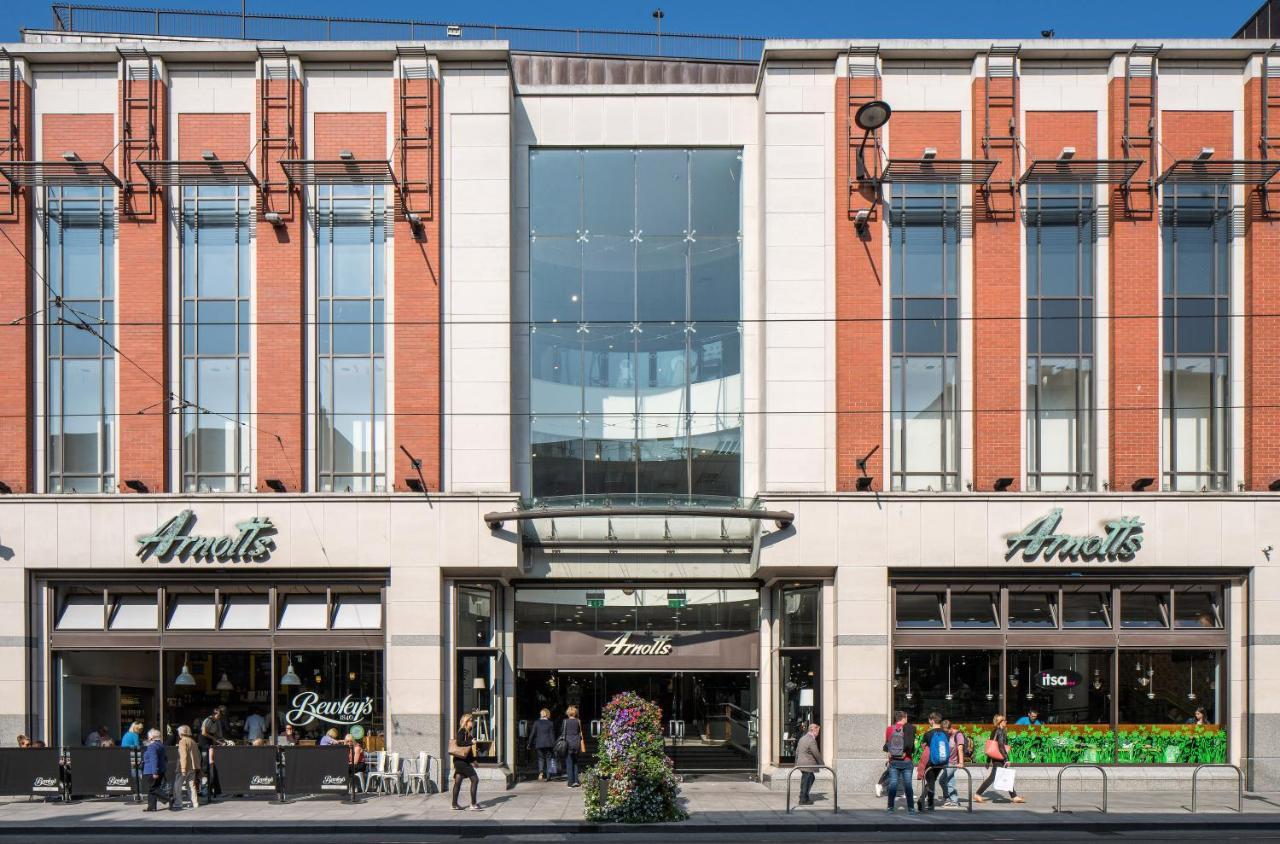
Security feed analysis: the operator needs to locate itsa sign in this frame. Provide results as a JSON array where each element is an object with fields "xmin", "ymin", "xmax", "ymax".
[
  {"xmin": 136, "ymin": 510, "xmax": 277, "ymax": 563},
  {"xmin": 1005, "ymin": 508, "xmax": 1144, "ymax": 563}
]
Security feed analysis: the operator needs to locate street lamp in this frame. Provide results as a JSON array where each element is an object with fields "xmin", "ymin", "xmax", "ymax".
[{"xmin": 853, "ymin": 99, "xmax": 892, "ymax": 183}]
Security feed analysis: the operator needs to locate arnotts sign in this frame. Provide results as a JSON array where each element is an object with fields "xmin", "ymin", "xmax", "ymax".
[
  {"xmin": 602, "ymin": 632, "xmax": 674, "ymax": 656},
  {"xmin": 136, "ymin": 510, "xmax": 276, "ymax": 563},
  {"xmin": 1005, "ymin": 508, "xmax": 1144, "ymax": 563}
]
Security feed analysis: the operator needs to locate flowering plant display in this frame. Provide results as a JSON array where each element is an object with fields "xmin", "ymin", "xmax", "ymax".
[{"xmin": 583, "ymin": 691, "xmax": 687, "ymax": 823}]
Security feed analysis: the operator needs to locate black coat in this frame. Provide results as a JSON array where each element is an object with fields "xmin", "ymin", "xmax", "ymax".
[{"xmin": 528, "ymin": 718, "xmax": 557, "ymax": 750}]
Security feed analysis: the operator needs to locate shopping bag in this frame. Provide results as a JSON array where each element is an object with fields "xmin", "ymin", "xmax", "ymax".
[
  {"xmin": 547, "ymin": 754, "xmax": 561, "ymax": 777},
  {"xmin": 992, "ymin": 766, "xmax": 1017, "ymax": 793}
]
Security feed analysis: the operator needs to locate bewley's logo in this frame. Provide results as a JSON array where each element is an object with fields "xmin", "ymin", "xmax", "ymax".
[
  {"xmin": 136, "ymin": 510, "xmax": 276, "ymax": 563},
  {"xmin": 1006, "ymin": 508, "xmax": 1144, "ymax": 563},
  {"xmin": 602, "ymin": 632, "xmax": 673, "ymax": 657},
  {"xmin": 105, "ymin": 776, "xmax": 130, "ymax": 791},
  {"xmin": 31, "ymin": 776, "xmax": 58, "ymax": 792},
  {"xmin": 285, "ymin": 691, "xmax": 375, "ymax": 727}
]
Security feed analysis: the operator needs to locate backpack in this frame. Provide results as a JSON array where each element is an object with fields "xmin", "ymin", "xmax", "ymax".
[
  {"xmin": 886, "ymin": 726, "xmax": 906, "ymax": 758},
  {"xmin": 928, "ymin": 730, "xmax": 950, "ymax": 766}
]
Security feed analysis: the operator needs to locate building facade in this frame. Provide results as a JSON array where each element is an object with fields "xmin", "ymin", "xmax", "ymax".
[{"xmin": 1, "ymin": 28, "xmax": 1279, "ymax": 790}]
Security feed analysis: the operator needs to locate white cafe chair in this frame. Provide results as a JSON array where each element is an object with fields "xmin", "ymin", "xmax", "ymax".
[
  {"xmin": 376, "ymin": 751, "xmax": 403, "ymax": 794},
  {"xmin": 403, "ymin": 751, "xmax": 431, "ymax": 794},
  {"xmin": 359, "ymin": 750, "xmax": 386, "ymax": 793}
]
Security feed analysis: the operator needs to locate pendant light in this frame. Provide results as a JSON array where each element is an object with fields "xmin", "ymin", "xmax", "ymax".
[
  {"xmin": 216, "ymin": 672, "xmax": 234, "ymax": 692},
  {"xmin": 174, "ymin": 654, "xmax": 196, "ymax": 687},
  {"xmin": 986, "ymin": 660, "xmax": 994, "ymax": 701},
  {"xmin": 1147, "ymin": 661, "xmax": 1156, "ymax": 700},
  {"xmin": 1026, "ymin": 657, "xmax": 1035, "ymax": 700},
  {"xmin": 1187, "ymin": 658, "xmax": 1197, "ymax": 702},
  {"xmin": 1067, "ymin": 655, "xmax": 1077, "ymax": 701},
  {"xmin": 1093, "ymin": 669, "xmax": 1102, "ymax": 691},
  {"xmin": 944, "ymin": 658, "xmax": 953, "ymax": 702},
  {"xmin": 280, "ymin": 657, "xmax": 301, "ymax": 687},
  {"xmin": 904, "ymin": 662, "xmax": 913, "ymax": 701}
]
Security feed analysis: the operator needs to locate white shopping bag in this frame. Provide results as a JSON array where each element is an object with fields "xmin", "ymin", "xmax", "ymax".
[{"xmin": 992, "ymin": 766, "xmax": 1017, "ymax": 793}]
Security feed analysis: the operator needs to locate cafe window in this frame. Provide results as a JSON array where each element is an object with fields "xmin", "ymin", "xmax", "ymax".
[
  {"xmin": 109, "ymin": 594, "xmax": 158, "ymax": 630},
  {"xmin": 1121, "ymin": 586, "xmax": 1170, "ymax": 629},
  {"xmin": 278, "ymin": 594, "xmax": 327, "ymax": 630},
  {"xmin": 166, "ymin": 593, "xmax": 216, "ymax": 630},
  {"xmin": 1006, "ymin": 649, "xmax": 1111, "ymax": 729},
  {"xmin": 277, "ymin": 650, "xmax": 385, "ymax": 748},
  {"xmin": 332, "ymin": 593, "xmax": 382, "ymax": 629},
  {"xmin": 1174, "ymin": 586, "xmax": 1221, "ymax": 629},
  {"xmin": 778, "ymin": 583, "xmax": 821, "ymax": 764},
  {"xmin": 1008, "ymin": 588, "xmax": 1058, "ymax": 628},
  {"xmin": 893, "ymin": 650, "xmax": 1001, "ymax": 723},
  {"xmin": 894, "ymin": 587, "xmax": 945, "ymax": 629},
  {"xmin": 1062, "ymin": 585, "xmax": 1111, "ymax": 629},
  {"xmin": 1117, "ymin": 650, "xmax": 1223, "ymax": 763},
  {"xmin": 219, "ymin": 594, "xmax": 270, "ymax": 630},
  {"xmin": 56, "ymin": 592, "xmax": 104, "ymax": 630},
  {"xmin": 949, "ymin": 587, "xmax": 999, "ymax": 628}
]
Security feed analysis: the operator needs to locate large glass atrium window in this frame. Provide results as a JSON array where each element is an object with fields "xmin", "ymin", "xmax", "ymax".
[
  {"xmin": 1026, "ymin": 182, "xmax": 1095, "ymax": 491},
  {"xmin": 528, "ymin": 148, "xmax": 742, "ymax": 501},
  {"xmin": 316, "ymin": 184, "xmax": 387, "ymax": 492},
  {"xmin": 1162, "ymin": 183, "xmax": 1230, "ymax": 491},
  {"xmin": 180, "ymin": 185, "xmax": 252, "ymax": 491},
  {"xmin": 45, "ymin": 186, "xmax": 115, "ymax": 492},
  {"xmin": 888, "ymin": 183, "xmax": 960, "ymax": 491}
]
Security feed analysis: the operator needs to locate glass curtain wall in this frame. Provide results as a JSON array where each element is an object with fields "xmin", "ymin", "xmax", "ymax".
[
  {"xmin": 316, "ymin": 184, "xmax": 387, "ymax": 492},
  {"xmin": 1026, "ymin": 182, "xmax": 1095, "ymax": 491},
  {"xmin": 180, "ymin": 185, "xmax": 252, "ymax": 491},
  {"xmin": 45, "ymin": 185, "xmax": 116, "ymax": 492},
  {"xmin": 528, "ymin": 148, "xmax": 743, "ymax": 501},
  {"xmin": 1161, "ymin": 182, "xmax": 1230, "ymax": 491},
  {"xmin": 888, "ymin": 183, "xmax": 960, "ymax": 491}
]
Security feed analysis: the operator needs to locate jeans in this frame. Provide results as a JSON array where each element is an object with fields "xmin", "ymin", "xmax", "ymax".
[
  {"xmin": 535, "ymin": 748, "xmax": 554, "ymax": 777},
  {"xmin": 799, "ymin": 771, "xmax": 816, "ymax": 803},
  {"xmin": 941, "ymin": 766, "xmax": 959, "ymax": 802},
  {"xmin": 918, "ymin": 766, "xmax": 942, "ymax": 809},
  {"xmin": 885, "ymin": 759, "xmax": 914, "ymax": 810},
  {"xmin": 565, "ymin": 750, "xmax": 579, "ymax": 786}
]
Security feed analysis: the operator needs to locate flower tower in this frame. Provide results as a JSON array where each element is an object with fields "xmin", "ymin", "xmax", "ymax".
[{"xmin": 583, "ymin": 691, "xmax": 687, "ymax": 823}]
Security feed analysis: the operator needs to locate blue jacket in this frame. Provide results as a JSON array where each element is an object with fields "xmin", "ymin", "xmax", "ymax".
[
  {"xmin": 121, "ymin": 731, "xmax": 141, "ymax": 749},
  {"xmin": 141, "ymin": 740, "xmax": 165, "ymax": 775}
]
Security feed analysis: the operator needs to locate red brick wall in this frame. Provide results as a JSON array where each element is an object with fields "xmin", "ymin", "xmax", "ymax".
[
  {"xmin": 255, "ymin": 75, "xmax": 305, "ymax": 490},
  {"xmin": 0, "ymin": 77, "xmax": 32, "ymax": 492},
  {"xmin": 834, "ymin": 76, "xmax": 885, "ymax": 490},
  {"xmin": 1107, "ymin": 77, "xmax": 1160, "ymax": 491},
  {"xmin": 392, "ymin": 79, "xmax": 441, "ymax": 491},
  {"xmin": 313, "ymin": 112, "xmax": 385, "ymax": 160},
  {"xmin": 115, "ymin": 75, "xmax": 168, "ymax": 493},
  {"xmin": 1246, "ymin": 79, "xmax": 1280, "ymax": 490},
  {"xmin": 177, "ymin": 112, "xmax": 249, "ymax": 161},
  {"xmin": 971, "ymin": 74, "xmax": 1021, "ymax": 490}
]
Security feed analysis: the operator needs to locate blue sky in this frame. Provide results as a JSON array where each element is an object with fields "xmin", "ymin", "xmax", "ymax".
[{"xmin": 4, "ymin": 0, "xmax": 1265, "ymax": 42}]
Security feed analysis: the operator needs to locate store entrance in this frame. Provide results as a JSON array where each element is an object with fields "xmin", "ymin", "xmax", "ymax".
[{"xmin": 517, "ymin": 670, "xmax": 757, "ymax": 778}]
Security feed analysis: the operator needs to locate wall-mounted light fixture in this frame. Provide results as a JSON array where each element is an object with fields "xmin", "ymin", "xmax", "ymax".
[
  {"xmin": 264, "ymin": 478, "xmax": 287, "ymax": 493},
  {"xmin": 994, "ymin": 477, "xmax": 1014, "ymax": 492},
  {"xmin": 1131, "ymin": 477, "xmax": 1155, "ymax": 492}
]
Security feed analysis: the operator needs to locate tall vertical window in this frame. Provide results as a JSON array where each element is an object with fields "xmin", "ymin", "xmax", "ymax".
[
  {"xmin": 777, "ymin": 583, "xmax": 820, "ymax": 764},
  {"xmin": 1026, "ymin": 183, "xmax": 1095, "ymax": 491},
  {"xmin": 180, "ymin": 185, "xmax": 251, "ymax": 491},
  {"xmin": 528, "ymin": 148, "xmax": 742, "ymax": 501},
  {"xmin": 1162, "ymin": 183, "xmax": 1230, "ymax": 491},
  {"xmin": 45, "ymin": 186, "xmax": 115, "ymax": 493},
  {"xmin": 316, "ymin": 184, "xmax": 386, "ymax": 492},
  {"xmin": 888, "ymin": 184, "xmax": 960, "ymax": 491}
]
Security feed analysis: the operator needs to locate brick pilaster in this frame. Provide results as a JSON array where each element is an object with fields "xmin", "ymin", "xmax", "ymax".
[
  {"xmin": 0, "ymin": 69, "xmax": 32, "ymax": 492},
  {"xmin": 1246, "ymin": 76, "xmax": 1280, "ymax": 491}
]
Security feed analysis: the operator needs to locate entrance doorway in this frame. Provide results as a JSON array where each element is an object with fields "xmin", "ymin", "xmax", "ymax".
[{"xmin": 517, "ymin": 670, "xmax": 757, "ymax": 778}]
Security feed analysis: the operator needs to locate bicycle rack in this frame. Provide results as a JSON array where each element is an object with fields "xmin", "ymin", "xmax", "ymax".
[
  {"xmin": 1191, "ymin": 763, "xmax": 1243, "ymax": 813},
  {"xmin": 949, "ymin": 766, "xmax": 975, "ymax": 813},
  {"xmin": 1053, "ymin": 764, "xmax": 1108, "ymax": 813},
  {"xmin": 785, "ymin": 765, "xmax": 838, "ymax": 814}
]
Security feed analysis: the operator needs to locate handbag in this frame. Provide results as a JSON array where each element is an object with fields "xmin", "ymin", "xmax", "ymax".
[
  {"xmin": 448, "ymin": 736, "xmax": 470, "ymax": 760},
  {"xmin": 992, "ymin": 765, "xmax": 1017, "ymax": 793},
  {"xmin": 984, "ymin": 738, "xmax": 1004, "ymax": 761}
]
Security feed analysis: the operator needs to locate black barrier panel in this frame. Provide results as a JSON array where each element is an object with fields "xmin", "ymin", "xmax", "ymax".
[
  {"xmin": 68, "ymin": 747, "xmax": 135, "ymax": 797},
  {"xmin": 0, "ymin": 748, "xmax": 62, "ymax": 797},
  {"xmin": 212, "ymin": 746, "xmax": 278, "ymax": 796},
  {"xmin": 164, "ymin": 746, "xmax": 179, "ymax": 784},
  {"xmin": 280, "ymin": 746, "xmax": 348, "ymax": 797}
]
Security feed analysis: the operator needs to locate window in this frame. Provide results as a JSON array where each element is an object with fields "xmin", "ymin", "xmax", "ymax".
[
  {"xmin": 1062, "ymin": 586, "xmax": 1111, "ymax": 628},
  {"xmin": 895, "ymin": 588, "xmax": 945, "ymax": 628},
  {"xmin": 455, "ymin": 582, "xmax": 502, "ymax": 763},
  {"xmin": 277, "ymin": 593, "xmax": 327, "ymax": 629},
  {"xmin": 109, "ymin": 594, "xmax": 158, "ymax": 630},
  {"xmin": 166, "ymin": 594, "xmax": 216, "ymax": 629},
  {"xmin": 458, "ymin": 585, "xmax": 495, "ymax": 646},
  {"xmin": 219, "ymin": 594, "xmax": 270, "ymax": 630},
  {"xmin": 1006, "ymin": 649, "xmax": 1111, "ymax": 728},
  {"xmin": 1162, "ymin": 183, "xmax": 1230, "ymax": 491},
  {"xmin": 781, "ymin": 584, "xmax": 820, "ymax": 646},
  {"xmin": 1117, "ymin": 650, "xmax": 1223, "ymax": 762},
  {"xmin": 180, "ymin": 185, "xmax": 252, "ymax": 492},
  {"xmin": 1026, "ymin": 183, "xmax": 1095, "ymax": 491},
  {"xmin": 45, "ymin": 186, "xmax": 115, "ymax": 493},
  {"xmin": 893, "ymin": 650, "xmax": 1001, "ymax": 723},
  {"xmin": 1174, "ymin": 586, "xmax": 1222, "ymax": 628},
  {"xmin": 56, "ymin": 592, "xmax": 104, "ymax": 630},
  {"xmin": 316, "ymin": 184, "xmax": 387, "ymax": 492},
  {"xmin": 1008, "ymin": 588, "xmax": 1058, "ymax": 628},
  {"xmin": 331, "ymin": 593, "xmax": 382, "ymax": 629},
  {"xmin": 949, "ymin": 588, "xmax": 999, "ymax": 628},
  {"xmin": 528, "ymin": 148, "xmax": 743, "ymax": 500},
  {"xmin": 888, "ymin": 183, "xmax": 960, "ymax": 491},
  {"xmin": 1121, "ymin": 586, "xmax": 1169, "ymax": 629},
  {"xmin": 778, "ymin": 583, "xmax": 821, "ymax": 763}
]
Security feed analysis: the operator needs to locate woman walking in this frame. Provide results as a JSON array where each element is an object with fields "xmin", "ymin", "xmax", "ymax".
[
  {"xmin": 562, "ymin": 705, "xmax": 585, "ymax": 788},
  {"xmin": 974, "ymin": 714, "xmax": 1024, "ymax": 804},
  {"xmin": 450, "ymin": 714, "xmax": 482, "ymax": 811}
]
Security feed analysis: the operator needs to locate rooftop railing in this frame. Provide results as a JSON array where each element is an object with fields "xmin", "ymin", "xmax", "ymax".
[{"xmin": 46, "ymin": 3, "xmax": 765, "ymax": 62}]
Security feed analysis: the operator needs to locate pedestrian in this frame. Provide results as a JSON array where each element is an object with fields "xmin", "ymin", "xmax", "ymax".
[
  {"xmin": 794, "ymin": 721, "xmax": 823, "ymax": 806},
  {"xmin": 176, "ymin": 725, "xmax": 201, "ymax": 809},
  {"xmin": 916, "ymin": 712, "xmax": 948, "ymax": 812},
  {"xmin": 199, "ymin": 708, "xmax": 224, "ymax": 798},
  {"xmin": 243, "ymin": 708, "xmax": 267, "ymax": 743},
  {"xmin": 85, "ymin": 725, "xmax": 108, "ymax": 747},
  {"xmin": 562, "ymin": 705, "xmax": 585, "ymax": 788},
  {"xmin": 320, "ymin": 727, "xmax": 341, "ymax": 746},
  {"xmin": 527, "ymin": 708, "xmax": 557, "ymax": 781},
  {"xmin": 120, "ymin": 721, "xmax": 144, "ymax": 749},
  {"xmin": 940, "ymin": 719, "xmax": 968, "ymax": 808},
  {"xmin": 276, "ymin": 724, "xmax": 298, "ymax": 746},
  {"xmin": 974, "ymin": 714, "xmax": 1024, "ymax": 804},
  {"xmin": 883, "ymin": 710, "xmax": 916, "ymax": 814},
  {"xmin": 141, "ymin": 729, "xmax": 170, "ymax": 812},
  {"xmin": 449, "ymin": 714, "xmax": 482, "ymax": 811},
  {"xmin": 1014, "ymin": 708, "xmax": 1042, "ymax": 726},
  {"xmin": 1186, "ymin": 707, "xmax": 1208, "ymax": 725},
  {"xmin": 16, "ymin": 734, "xmax": 29, "ymax": 748}
]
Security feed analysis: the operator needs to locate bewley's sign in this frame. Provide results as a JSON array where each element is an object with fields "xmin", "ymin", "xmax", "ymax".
[
  {"xmin": 1006, "ymin": 508, "xmax": 1144, "ymax": 563},
  {"xmin": 136, "ymin": 510, "xmax": 276, "ymax": 563},
  {"xmin": 285, "ymin": 691, "xmax": 375, "ymax": 727}
]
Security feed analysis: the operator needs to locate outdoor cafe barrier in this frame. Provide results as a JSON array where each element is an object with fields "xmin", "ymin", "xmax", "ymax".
[
  {"xmin": 66, "ymin": 747, "xmax": 137, "ymax": 801},
  {"xmin": 1053, "ymin": 764, "xmax": 1109, "ymax": 814},
  {"xmin": 210, "ymin": 746, "xmax": 280, "ymax": 798},
  {"xmin": 1191, "ymin": 763, "xmax": 1243, "ymax": 813},
  {"xmin": 0, "ymin": 748, "xmax": 63, "ymax": 799},
  {"xmin": 784, "ymin": 765, "xmax": 838, "ymax": 814},
  {"xmin": 279, "ymin": 746, "xmax": 352, "ymax": 803}
]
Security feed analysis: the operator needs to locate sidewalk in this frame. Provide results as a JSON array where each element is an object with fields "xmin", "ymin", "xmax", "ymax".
[{"xmin": 0, "ymin": 781, "xmax": 1277, "ymax": 836}]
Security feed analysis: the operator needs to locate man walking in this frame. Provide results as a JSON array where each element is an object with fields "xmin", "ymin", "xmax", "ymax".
[
  {"xmin": 883, "ymin": 710, "xmax": 916, "ymax": 814},
  {"xmin": 176, "ymin": 725, "xmax": 201, "ymax": 809},
  {"xmin": 795, "ymin": 722, "xmax": 823, "ymax": 806},
  {"xmin": 941, "ymin": 719, "xmax": 967, "ymax": 808},
  {"xmin": 141, "ymin": 729, "xmax": 170, "ymax": 812},
  {"xmin": 916, "ymin": 712, "xmax": 948, "ymax": 811}
]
